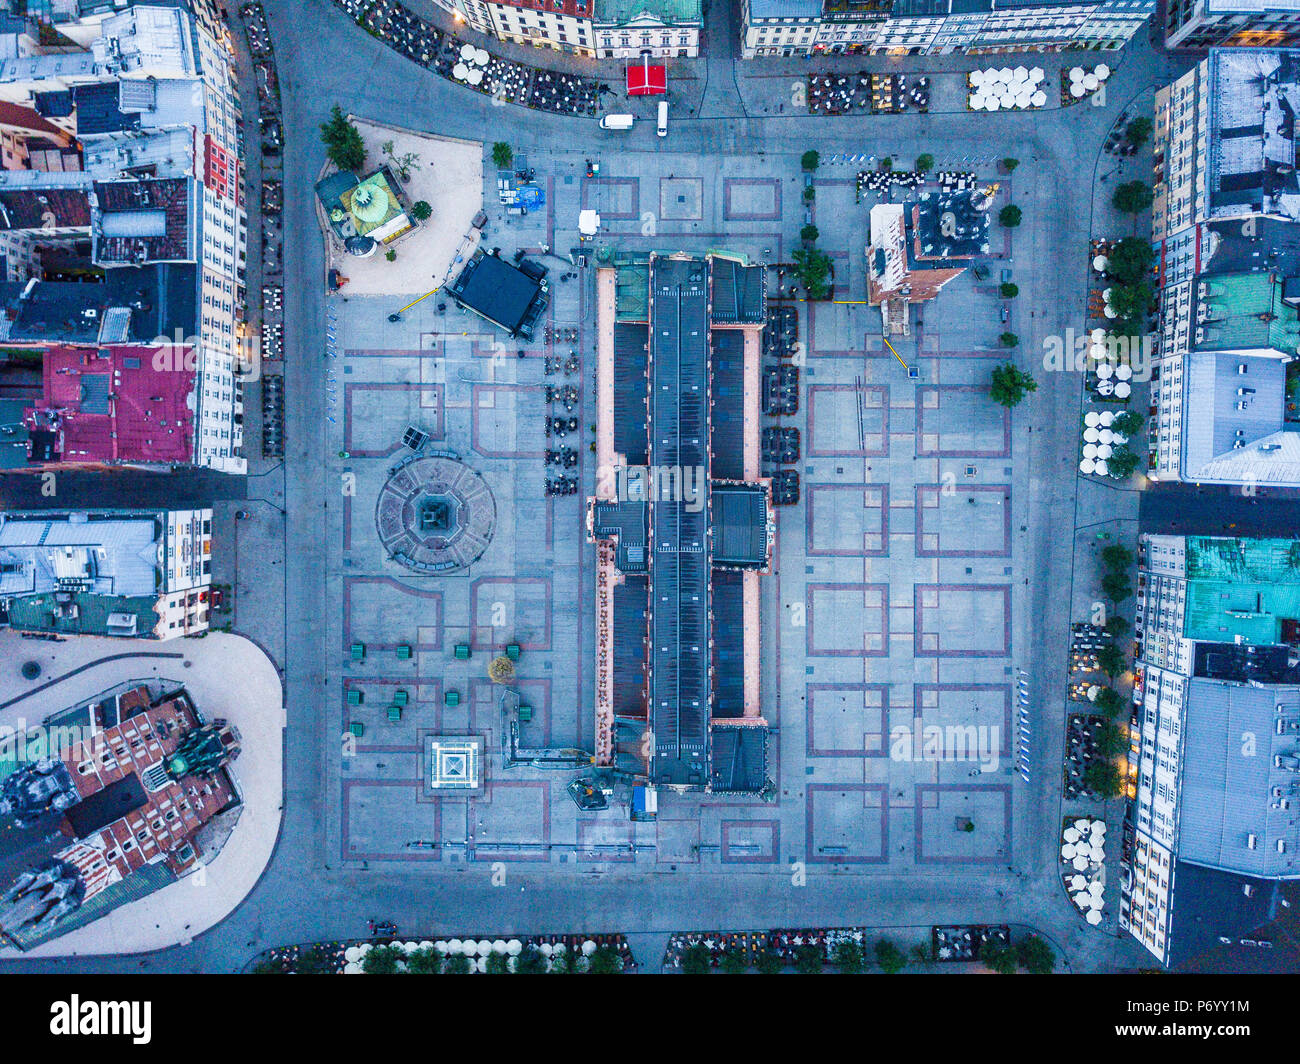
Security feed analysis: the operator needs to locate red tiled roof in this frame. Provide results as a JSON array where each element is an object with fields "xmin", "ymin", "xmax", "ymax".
[
  {"xmin": 25, "ymin": 343, "xmax": 195, "ymax": 465},
  {"xmin": 0, "ymin": 101, "xmax": 72, "ymax": 141}
]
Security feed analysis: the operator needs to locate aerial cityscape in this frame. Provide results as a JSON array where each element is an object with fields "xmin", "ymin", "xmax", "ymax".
[{"xmin": 0, "ymin": 0, "xmax": 1297, "ymax": 991}]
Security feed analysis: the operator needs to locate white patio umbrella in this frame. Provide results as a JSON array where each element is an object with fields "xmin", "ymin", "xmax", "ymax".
[
  {"xmin": 492, "ymin": 939, "xmax": 508, "ymax": 954},
  {"xmin": 1099, "ymin": 428, "xmax": 1115, "ymax": 444},
  {"xmin": 1030, "ymin": 67, "xmax": 1045, "ymax": 83},
  {"xmin": 1095, "ymin": 64, "xmax": 1110, "ymax": 80},
  {"xmin": 1086, "ymin": 909, "xmax": 1103, "ymax": 925},
  {"xmin": 539, "ymin": 943, "xmax": 553, "ymax": 956},
  {"xmin": 985, "ymin": 97, "xmax": 1000, "ymax": 111},
  {"xmin": 1075, "ymin": 819, "xmax": 1091, "ymax": 830},
  {"xmin": 1013, "ymin": 65, "xmax": 1029, "ymax": 80},
  {"xmin": 1084, "ymin": 426, "xmax": 1100, "ymax": 443},
  {"xmin": 1073, "ymin": 891, "xmax": 1090, "ymax": 908},
  {"xmin": 467, "ymin": 68, "xmax": 483, "ymax": 85},
  {"xmin": 447, "ymin": 938, "xmax": 462, "ymax": 952},
  {"xmin": 344, "ymin": 962, "xmax": 364, "ymax": 974},
  {"xmin": 969, "ymin": 95, "xmax": 985, "ymax": 110},
  {"xmin": 1087, "ymin": 894, "xmax": 1104, "ymax": 910},
  {"xmin": 1093, "ymin": 256, "xmax": 1109, "ymax": 274},
  {"xmin": 1089, "ymin": 879, "xmax": 1106, "ymax": 896},
  {"xmin": 1064, "ymin": 827, "xmax": 1082, "ymax": 842},
  {"xmin": 1087, "ymin": 685, "xmax": 1100, "ymax": 700},
  {"xmin": 461, "ymin": 940, "xmax": 478, "ymax": 956},
  {"xmin": 1085, "ymin": 411, "xmax": 1101, "ymax": 427},
  {"xmin": 1069, "ymin": 874, "xmax": 1088, "ymax": 891},
  {"xmin": 1016, "ymin": 92, "xmax": 1033, "ymax": 109},
  {"xmin": 1097, "ymin": 444, "xmax": 1113, "ymax": 460},
  {"xmin": 507, "ymin": 940, "xmax": 522, "ymax": 956},
  {"xmin": 1092, "ymin": 822, "xmax": 1108, "ymax": 837},
  {"xmin": 345, "ymin": 946, "xmax": 363, "ymax": 962},
  {"xmin": 1070, "ymin": 67, "xmax": 1085, "ymax": 82},
  {"xmin": 1062, "ymin": 843, "xmax": 1077, "ymax": 859},
  {"xmin": 1115, "ymin": 363, "xmax": 1133, "ymax": 380},
  {"xmin": 477, "ymin": 940, "xmax": 493, "ymax": 956},
  {"xmin": 1032, "ymin": 91, "xmax": 1047, "ymax": 108},
  {"xmin": 1083, "ymin": 73, "xmax": 1099, "ymax": 91},
  {"xmin": 419, "ymin": 941, "xmax": 433, "ymax": 950},
  {"xmin": 970, "ymin": 69, "xmax": 985, "ymax": 86},
  {"xmin": 460, "ymin": 43, "xmax": 475, "ymax": 60},
  {"xmin": 1071, "ymin": 83, "xmax": 1086, "ymax": 98},
  {"xmin": 1091, "ymin": 327, "xmax": 1106, "ymax": 341},
  {"xmin": 998, "ymin": 66, "xmax": 1014, "ymax": 81},
  {"xmin": 435, "ymin": 941, "xmax": 448, "ymax": 952},
  {"xmin": 1099, "ymin": 410, "xmax": 1115, "ymax": 426},
  {"xmin": 1080, "ymin": 458, "xmax": 1096, "ymax": 475},
  {"xmin": 1000, "ymin": 92, "xmax": 1015, "ymax": 108},
  {"xmin": 1098, "ymin": 379, "xmax": 1115, "ymax": 397},
  {"xmin": 1090, "ymin": 343, "xmax": 1108, "ymax": 361},
  {"xmin": 1083, "ymin": 443, "xmax": 1099, "ymax": 460},
  {"xmin": 475, "ymin": 47, "xmax": 491, "ymax": 65},
  {"xmin": 1073, "ymin": 854, "xmax": 1090, "ymax": 871},
  {"xmin": 475, "ymin": 956, "xmax": 488, "ymax": 973},
  {"xmin": 1094, "ymin": 459, "xmax": 1109, "ymax": 476},
  {"xmin": 582, "ymin": 940, "xmax": 597, "ymax": 956},
  {"xmin": 452, "ymin": 63, "xmax": 468, "ymax": 80},
  {"xmin": 1115, "ymin": 381, "xmax": 1131, "ymax": 398},
  {"xmin": 357, "ymin": 943, "xmax": 372, "ymax": 956}
]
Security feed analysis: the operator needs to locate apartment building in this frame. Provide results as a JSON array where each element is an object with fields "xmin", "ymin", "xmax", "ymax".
[{"xmin": 1166, "ymin": 0, "xmax": 1300, "ymax": 49}]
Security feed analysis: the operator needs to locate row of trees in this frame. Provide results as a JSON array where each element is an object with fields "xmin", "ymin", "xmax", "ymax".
[
  {"xmin": 357, "ymin": 942, "xmax": 623, "ymax": 974},
  {"xmin": 1085, "ymin": 542, "xmax": 1139, "ymax": 799},
  {"xmin": 980, "ymin": 935, "xmax": 1057, "ymax": 975},
  {"xmin": 681, "ymin": 937, "xmax": 923, "ymax": 974}
]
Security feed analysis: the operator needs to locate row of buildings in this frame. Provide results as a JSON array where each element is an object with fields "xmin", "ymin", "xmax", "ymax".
[
  {"xmin": 1149, "ymin": 48, "xmax": 1300, "ymax": 486},
  {"xmin": 1122, "ymin": 534, "xmax": 1300, "ymax": 965},
  {"xmin": 418, "ymin": 0, "xmax": 1300, "ymax": 59},
  {"xmin": 0, "ymin": 0, "xmax": 248, "ymax": 474}
]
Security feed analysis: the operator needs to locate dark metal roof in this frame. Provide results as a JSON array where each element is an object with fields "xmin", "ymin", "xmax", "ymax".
[
  {"xmin": 709, "ymin": 724, "xmax": 767, "ymax": 793},
  {"xmin": 447, "ymin": 250, "xmax": 547, "ymax": 338},
  {"xmin": 593, "ymin": 498, "xmax": 648, "ymax": 573},
  {"xmin": 647, "ymin": 256, "xmax": 711, "ymax": 787},
  {"xmin": 709, "ymin": 329, "xmax": 744, "ymax": 480},
  {"xmin": 710, "ymin": 257, "xmax": 766, "ymax": 325},
  {"xmin": 73, "ymin": 82, "xmax": 140, "ymax": 136},
  {"xmin": 713, "ymin": 482, "xmax": 769, "ymax": 568},
  {"xmin": 711, "ymin": 569, "xmax": 745, "ymax": 718},
  {"xmin": 63, "ymin": 773, "xmax": 148, "ymax": 838},
  {"xmin": 613, "ymin": 322, "xmax": 649, "ymax": 465}
]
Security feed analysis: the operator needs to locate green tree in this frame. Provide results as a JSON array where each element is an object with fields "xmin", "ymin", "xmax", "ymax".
[
  {"xmin": 320, "ymin": 105, "xmax": 366, "ymax": 172},
  {"xmin": 800, "ymin": 223, "xmax": 819, "ymax": 243},
  {"xmin": 1094, "ymin": 686, "xmax": 1124, "ymax": 718},
  {"xmin": 832, "ymin": 940, "xmax": 865, "ymax": 974},
  {"xmin": 1083, "ymin": 760, "xmax": 1123, "ymax": 798},
  {"xmin": 999, "ymin": 332, "xmax": 1020, "ymax": 348},
  {"xmin": 1100, "ymin": 544, "xmax": 1134, "ymax": 571},
  {"xmin": 515, "ymin": 946, "xmax": 546, "ymax": 975},
  {"xmin": 1124, "ymin": 117, "xmax": 1153, "ymax": 150},
  {"xmin": 1107, "ymin": 445, "xmax": 1141, "ymax": 479},
  {"xmin": 681, "ymin": 943, "xmax": 712, "ymax": 975},
  {"xmin": 755, "ymin": 949, "xmax": 784, "ymax": 974},
  {"xmin": 1108, "ymin": 280, "xmax": 1152, "ymax": 332},
  {"xmin": 802, "ymin": 186, "xmax": 816, "ymax": 203},
  {"xmin": 588, "ymin": 945, "xmax": 622, "ymax": 975},
  {"xmin": 794, "ymin": 944, "xmax": 823, "ymax": 974},
  {"xmin": 485, "ymin": 951, "xmax": 510, "ymax": 975},
  {"xmin": 1111, "ymin": 409, "xmax": 1145, "ymax": 436},
  {"xmin": 1097, "ymin": 721, "xmax": 1129, "ymax": 759},
  {"xmin": 999, "ymin": 204, "xmax": 1022, "ymax": 228},
  {"xmin": 879, "ymin": 156, "xmax": 893, "ymax": 171},
  {"xmin": 1002, "ymin": 157, "xmax": 1020, "ymax": 172},
  {"xmin": 443, "ymin": 953, "xmax": 472, "ymax": 975},
  {"xmin": 1113, "ymin": 181, "xmax": 1154, "ymax": 215},
  {"xmin": 801, "ymin": 149, "xmax": 820, "ymax": 171},
  {"xmin": 980, "ymin": 940, "xmax": 1019, "ymax": 975},
  {"xmin": 915, "ymin": 153, "xmax": 934, "ymax": 172},
  {"xmin": 911, "ymin": 942, "xmax": 933, "ymax": 966},
  {"xmin": 720, "ymin": 948, "xmax": 749, "ymax": 975},
  {"xmin": 1101, "ymin": 570, "xmax": 1133, "ymax": 603},
  {"xmin": 875, "ymin": 939, "xmax": 907, "ymax": 974},
  {"xmin": 361, "ymin": 945, "xmax": 403, "ymax": 975},
  {"xmin": 1107, "ymin": 238, "xmax": 1154, "ymax": 286},
  {"xmin": 491, "ymin": 141, "xmax": 513, "ymax": 169},
  {"xmin": 294, "ymin": 945, "xmax": 336, "ymax": 975},
  {"xmin": 406, "ymin": 947, "xmax": 442, "ymax": 975},
  {"xmin": 1017, "ymin": 935, "xmax": 1057, "ymax": 975},
  {"xmin": 1097, "ymin": 643, "xmax": 1127, "ymax": 677},
  {"xmin": 1103, "ymin": 615, "xmax": 1130, "ymax": 638},
  {"xmin": 410, "ymin": 200, "xmax": 432, "ymax": 221},
  {"xmin": 1000, "ymin": 282, "xmax": 1019, "ymax": 299},
  {"xmin": 792, "ymin": 246, "xmax": 833, "ymax": 301},
  {"xmin": 385, "ymin": 249, "xmax": 397, "ymax": 262},
  {"xmin": 990, "ymin": 363, "xmax": 1037, "ymax": 408}
]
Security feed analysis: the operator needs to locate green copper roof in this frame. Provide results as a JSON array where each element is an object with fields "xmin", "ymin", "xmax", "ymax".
[
  {"xmin": 597, "ymin": 0, "xmax": 702, "ymax": 27},
  {"xmin": 1196, "ymin": 272, "xmax": 1300, "ymax": 355},
  {"xmin": 1182, "ymin": 536, "xmax": 1300, "ymax": 644}
]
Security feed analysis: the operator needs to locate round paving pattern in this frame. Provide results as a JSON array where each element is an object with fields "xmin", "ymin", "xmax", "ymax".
[{"xmin": 375, "ymin": 455, "xmax": 497, "ymax": 573}]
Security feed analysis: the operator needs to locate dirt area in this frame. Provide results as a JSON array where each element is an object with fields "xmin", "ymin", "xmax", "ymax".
[{"xmin": 329, "ymin": 118, "xmax": 483, "ymax": 296}]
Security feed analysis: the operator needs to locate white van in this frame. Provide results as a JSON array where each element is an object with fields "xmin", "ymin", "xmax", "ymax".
[
  {"xmin": 599, "ymin": 113, "xmax": 635, "ymax": 130},
  {"xmin": 656, "ymin": 101, "xmax": 668, "ymax": 138}
]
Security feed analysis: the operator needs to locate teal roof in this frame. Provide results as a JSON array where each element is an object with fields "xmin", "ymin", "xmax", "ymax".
[
  {"xmin": 597, "ymin": 0, "xmax": 702, "ymax": 26},
  {"xmin": 1182, "ymin": 536, "xmax": 1300, "ymax": 644},
  {"xmin": 5, "ymin": 592, "xmax": 160, "ymax": 638},
  {"xmin": 1196, "ymin": 272, "xmax": 1300, "ymax": 354},
  {"xmin": 0, "ymin": 399, "xmax": 30, "ymax": 470}
]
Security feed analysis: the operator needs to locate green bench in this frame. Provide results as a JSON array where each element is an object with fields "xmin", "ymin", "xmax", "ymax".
[
  {"xmin": 387, "ymin": 705, "xmax": 402, "ymax": 723},
  {"xmin": 396, "ymin": 644, "xmax": 412, "ymax": 660},
  {"xmin": 346, "ymin": 688, "xmax": 363, "ymax": 706},
  {"xmin": 393, "ymin": 689, "xmax": 409, "ymax": 708},
  {"xmin": 350, "ymin": 642, "xmax": 366, "ymax": 661},
  {"xmin": 518, "ymin": 704, "xmax": 533, "ymax": 723},
  {"xmin": 444, "ymin": 690, "xmax": 461, "ymax": 707},
  {"xmin": 348, "ymin": 721, "xmax": 365, "ymax": 738},
  {"xmin": 454, "ymin": 643, "xmax": 472, "ymax": 660},
  {"xmin": 505, "ymin": 643, "xmax": 521, "ymax": 661}
]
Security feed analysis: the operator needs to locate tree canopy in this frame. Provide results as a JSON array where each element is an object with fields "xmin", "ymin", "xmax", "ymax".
[
  {"xmin": 1113, "ymin": 181, "xmax": 1154, "ymax": 215},
  {"xmin": 990, "ymin": 363, "xmax": 1037, "ymax": 408},
  {"xmin": 320, "ymin": 105, "xmax": 366, "ymax": 172},
  {"xmin": 999, "ymin": 204, "xmax": 1022, "ymax": 228}
]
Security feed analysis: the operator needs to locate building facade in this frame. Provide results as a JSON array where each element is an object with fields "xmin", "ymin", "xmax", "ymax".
[
  {"xmin": 741, "ymin": 0, "xmax": 1154, "ymax": 57},
  {"xmin": 1166, "ymin": 0, "xmax": 1300, "ymax": 49}
]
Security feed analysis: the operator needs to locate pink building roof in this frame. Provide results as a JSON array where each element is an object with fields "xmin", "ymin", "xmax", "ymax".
[{"xmin": 24, "ymin": 344, "xmax": 195, "ymax": 465}]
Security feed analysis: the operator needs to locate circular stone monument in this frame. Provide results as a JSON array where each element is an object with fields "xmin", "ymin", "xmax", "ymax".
[{"xmin": 375, "ymin": 455, "xmax": 496, "ymax": 573}]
